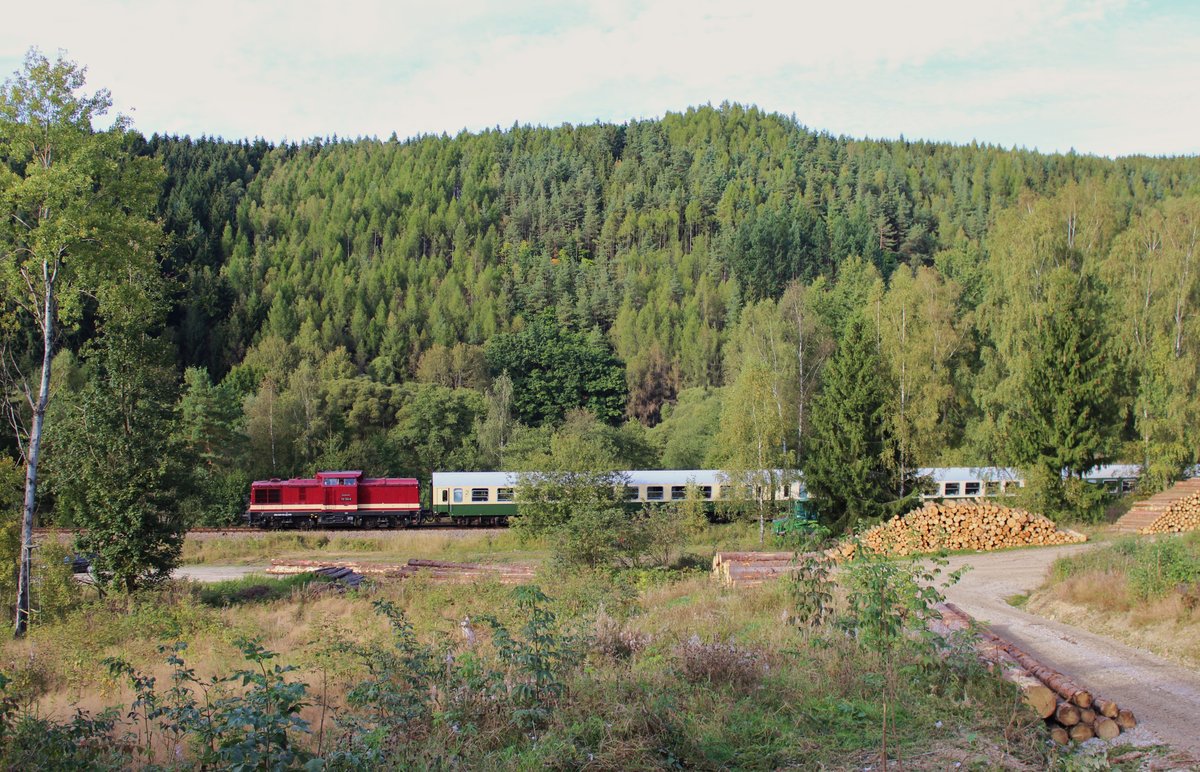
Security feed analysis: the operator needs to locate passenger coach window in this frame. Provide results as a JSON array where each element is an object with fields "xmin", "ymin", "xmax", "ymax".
[
  {"xmin": 646, "ymin": 486, "xmax": 664, "ymax": 501},
  {"xmin": 497, "ymin": 488, "xmax": 514, "ymax": 502},
  {"xmin": 624, "ymin": 486, "xmax": 640, "ymax": 501},
  {"xmin": 671, "ymin": 486, "xmax": 687, "ymax": 500},
  {"xmin": 965, "ymin": 482, "xmax": 980, "ymax": 496},
  {"xmin": 453, "ymin": 488, "xmax": 463, "ymax": 503},
  {"xmin": 699, "ymin": 486, "xmax": 712, "ymax": 499},
  {"xmin": 984, "ymin": 481, "xmax": 999, "ymax": 495},
  {"xmin": 944, "ymin": 483, "xmax": 960, "ymax": 496},
  {"xmin": 440, "ymin": 490, "xmax": 448, "ymax": 502},
  {"xmin": 471, "ymin": 488, "xmax": 489, "ymax": 502}
]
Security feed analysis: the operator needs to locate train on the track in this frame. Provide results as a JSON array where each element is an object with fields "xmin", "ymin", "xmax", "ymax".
[
  {"xmin": 243, "ymin": 464, "xmax": 1143, "ymax": 529},
  {"xmin": 245, "ymin": 471, "xmax": 422, "ymax": 529}
]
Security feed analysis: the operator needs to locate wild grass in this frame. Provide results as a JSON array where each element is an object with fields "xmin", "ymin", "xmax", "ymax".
[
  {"xmin": 0, "ymin": 555, "xmax": 1057, "ymax": 769},
  {"xmin": 1029, "ymin": 532, "xmax": 1200, "ymax": 667},
  {"xmin": 180, "ymin": 528, "xmax": 545, "ymax": 566}
]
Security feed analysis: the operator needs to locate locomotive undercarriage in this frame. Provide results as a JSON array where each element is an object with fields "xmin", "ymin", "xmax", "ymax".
[{"xmin": 247, "ymin": 511, "xmax": 424, "ymax": 529}]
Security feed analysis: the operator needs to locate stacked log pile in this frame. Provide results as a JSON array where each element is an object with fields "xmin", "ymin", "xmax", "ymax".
[
  {"xmin": 267, "ymin": 558, "xmax": 536, "ymax": 584},
  {"xmin": 1126, "ymin": 480, "xmax": 1200, "ymax": 534},
  {"xmin": 834, "ymin": 501, "xmax": 1086, "ymax": 558},
  {"xmin": 933, "ymin": 603, "xmax": 1136, "ymax": 744},
  {"xmin": 712, "ymin": 551, "xmax": 814, "ymax": 586}
]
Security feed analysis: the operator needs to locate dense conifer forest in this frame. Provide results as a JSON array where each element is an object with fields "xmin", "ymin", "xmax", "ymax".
[{"xmin": 6, "ymin": 99, "xmax": 1200, "ymax": 529}]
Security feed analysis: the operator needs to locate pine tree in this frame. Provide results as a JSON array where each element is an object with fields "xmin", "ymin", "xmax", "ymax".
[{"xmin": 805, "ymin": 315, "xmax": 915, "ymax": 535}]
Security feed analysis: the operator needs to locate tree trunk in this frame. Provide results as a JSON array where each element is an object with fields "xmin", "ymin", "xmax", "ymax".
[{"xmin": 15, "ymin": 275, "xmax": 54, "ymax": 638}]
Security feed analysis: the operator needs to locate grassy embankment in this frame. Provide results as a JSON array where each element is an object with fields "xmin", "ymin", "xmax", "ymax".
[
  {"xmin": 178, "ymin": 520, "xmax": 782, "ymax": 567},
  {"xmin": 0, "ymin": 528, "xmax": 1066, "ymax": 770},
  {"xmin": 1028, "ymin": 532, "xmax": 1200, "ymax": 668}
]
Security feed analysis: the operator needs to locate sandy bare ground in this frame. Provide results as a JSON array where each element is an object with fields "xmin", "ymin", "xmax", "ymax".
[{"xmin": 941, "ymin": 544, "xmax": 1200, "ymax": 760}]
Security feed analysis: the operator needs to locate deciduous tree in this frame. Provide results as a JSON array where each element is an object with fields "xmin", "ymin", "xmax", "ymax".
[{"xmin": 0, "ymin": 50, "xmax": 162, "ymax": 634}]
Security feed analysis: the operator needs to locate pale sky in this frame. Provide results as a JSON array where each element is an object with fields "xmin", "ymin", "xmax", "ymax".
[{"xmin": 2, "ymin": 0, "xmax": 1197, "ymax": 157}]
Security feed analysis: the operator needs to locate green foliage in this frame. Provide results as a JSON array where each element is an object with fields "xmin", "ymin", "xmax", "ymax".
[
  {"xmin": 788, "ymin": 552, "xmax": 835, "ymax": 629},
  {"xmin": 390, "ymin": 381, "xmax": 484, "ymax": 477},
  {"xmin": 727, "ymin": 202, "xmax": 827, "ymax": 301},
  {"xmin": 840, "ymin": 548, "xmax": 962, "ymax": 661},
  {"xmin": 805, "ymin": 316, "xmax": 918, "ymax": 535},
  {"xmin": 480, "ymin": 585, "xmax": 578, "ymax": 727},
  {"xmin": 196, "ymin": 573, "xmax": 332, "ymax": 607},
  {"xmin": 486, "ymin": 313, "xmax": 627, "ymax": 426},
  {"xmin": 1126, "ymin": 538, "xmax": 1200, "ymax": 600},
  {"xmin": 1008, "ymin": 268, "xmax": 1121, "ymax": 518},
  {"xmin": 105, "ymin": 638, "xmax": 314, "ymax": 770},
  {"xmin": 48, "ymin": 332, "xmax": 186, "ymax": 592}
]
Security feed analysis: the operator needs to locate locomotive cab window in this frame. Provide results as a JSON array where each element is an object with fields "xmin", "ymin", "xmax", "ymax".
[
  {"xmin": 943, "ymin": 482, "xmax": 960, "ymax": 496},
  {"xmin": 646, "ymin": 486, "xmax": 664, "ymax": 501},
  {"xmin": 323, "ymin": 478, "xmax": 338, "ymax": 486},
  {"xmin": 497, "ymin": 488, "xmax": 514, "ymax": 502},
  {"xmin": 671, "ymin": 485, "xmax": 687, "ymax": 500},
  {"xmin": 471, "ymin": 488, "xmax": 489, "ymax": 503}
]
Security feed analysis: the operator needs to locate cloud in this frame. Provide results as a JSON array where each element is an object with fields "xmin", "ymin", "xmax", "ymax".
[{"xmin": 1, "ymin": 0, "xmax": 1195, "ymax": 156}]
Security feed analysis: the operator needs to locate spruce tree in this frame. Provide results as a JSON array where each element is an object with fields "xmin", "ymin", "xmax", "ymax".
[
  {"xmin": 805, "ymin": 315, "xmax": 915, "ymax": 535},
  {"xmin": 1009, "ymin": 267, "xmax": 1120, "ymax": 517}
]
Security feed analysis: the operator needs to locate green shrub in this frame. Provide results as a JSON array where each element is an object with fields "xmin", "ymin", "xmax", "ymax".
[{"xmin": 1128, "ymin": 538, "xmax": 1200, "ymax": 600}]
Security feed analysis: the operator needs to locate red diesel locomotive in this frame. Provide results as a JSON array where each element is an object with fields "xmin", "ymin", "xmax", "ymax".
[{"xmin": 245, "ymin": 471, "xmax": 421, "ymax": 529}]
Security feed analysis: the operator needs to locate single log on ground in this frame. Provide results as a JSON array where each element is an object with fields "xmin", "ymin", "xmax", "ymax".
[
  {"xmin": 1116, "ymin": 709, "xmax": 1137, "ymax": 730},
  {"xmin": 1049, "ymin": 725, "xmax": 1070, "ymax": 745},
  {"xmin": 1069, "ymin": 723, "xmax": 1095, "ymax": 742},
  {"xmin": 1079, "ymin": 708, "xmax": 1096, "ymax": 725},
  {"xmin": 1093, "ymin": 716, "xmax": 1121, "ymax": 740},
  {"xmin": 941, "ymin": 602, "xmax": 1093, "ymax": 708},
  {"xmin": 407, "ymin": 558, "xmax": 534, "ymax": 572}
]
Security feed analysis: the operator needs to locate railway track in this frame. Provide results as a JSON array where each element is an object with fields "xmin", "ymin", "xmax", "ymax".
[{"xmin": 33, "ymin": 523, "xmax": 503, "ymax": 538}]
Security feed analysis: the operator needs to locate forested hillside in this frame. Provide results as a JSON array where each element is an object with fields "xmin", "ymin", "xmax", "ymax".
[{"xmin": 6, "ymin": 101, "xmax": 1200, "ymax": 528}]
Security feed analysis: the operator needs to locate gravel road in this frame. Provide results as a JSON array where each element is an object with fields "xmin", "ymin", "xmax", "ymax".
[
  {"xmin": 941, "ymin": 544, "xmax": 1200, "ymax": 760},
  {"xmin": 174, "ymin": 565, "xmax": 270, "ymax": 582}
]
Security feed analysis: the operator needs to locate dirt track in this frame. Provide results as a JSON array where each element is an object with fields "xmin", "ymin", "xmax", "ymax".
[{"xmin": 941, "ymin": 544, "xmax": 1200, "ymax": 760}]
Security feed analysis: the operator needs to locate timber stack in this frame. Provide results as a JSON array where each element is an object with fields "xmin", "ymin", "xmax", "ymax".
[
  {"xmin": 1112, "ymin": 478, "xmax": 1200, "ymax": 534},
  {"xmin": 267, "ymin": 558, "xmax": 537, "ymax": 584},
  {"xmin": 835, "ymin": 500, "xmax": 1086, "ymax": 558},
  {"xmin": 712, "ymin": 551, "xmax": 817, "ymax": 586},
  {"xmin": 933, "ymin": 602, "xmax": 1136, "ymax": 744}
]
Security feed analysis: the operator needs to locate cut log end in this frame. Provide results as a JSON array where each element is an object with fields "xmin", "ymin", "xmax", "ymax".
[
  {"xmin": 1055, "ymin": 702, "xmax": 1081, "ymax": 727},
  {"xmin": 1093, "ymin": 716, "xmax": 1121, "ymax": 741},
  {"xmin": 1069, "ymin": 723, "xmax": 1095, "ymax": 743}
]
